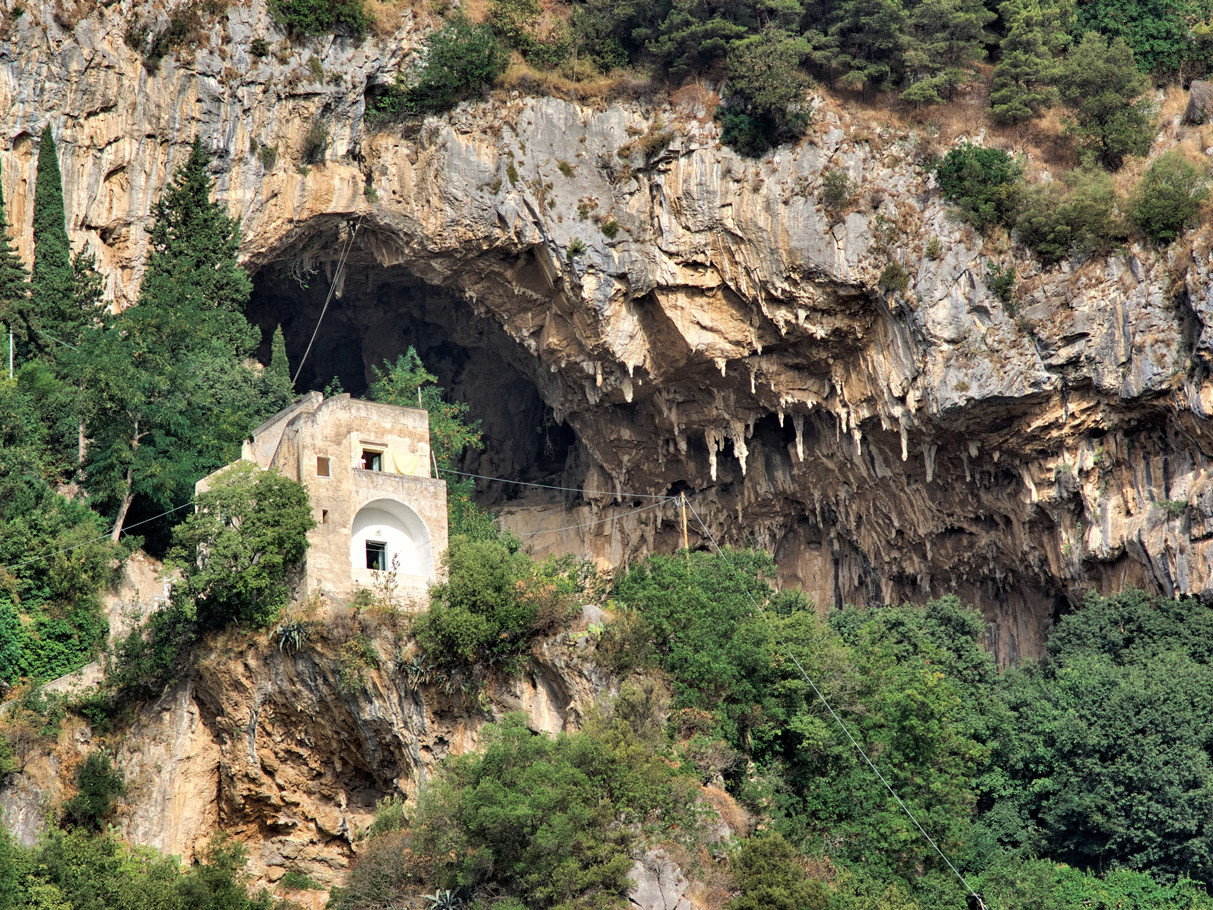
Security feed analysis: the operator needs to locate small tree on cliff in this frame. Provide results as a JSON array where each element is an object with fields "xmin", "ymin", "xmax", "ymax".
[
  {"xmin": 82, "ymin": 138, "xmax": 262, "ymax": 541},
  {"xmin": 369, "ymin": 348, "xmax": 486, "ymax": 534}
]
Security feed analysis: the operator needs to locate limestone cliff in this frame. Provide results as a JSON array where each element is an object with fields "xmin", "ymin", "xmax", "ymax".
[
  {"xmin": 5, "ymin": 0, "xmax": 1213, "ymax": 666},
  {"xmin": 3, "ymin": 587, "xmax": 607, "ymax": 892}
]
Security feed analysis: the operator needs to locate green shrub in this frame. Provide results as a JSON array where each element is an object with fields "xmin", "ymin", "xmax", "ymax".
[
  {"xmin": 987, "ymin": 590, "xmax": 1213, "ymax": 884},
  {"xmin": 168, "ymin": 462, "xmax": 314, "ymax": 630},
  {"xmin": 600, "ymin": 219, "xmax": 620, "ymax": 239},
  {"xmin": 726, "ymin": 833, "xmax": 830, "ymax": 910},
  {"xmin": 986, "ymin": 261, "xmax": 1017, "ymax": 305},
  {"xmin": 403, "ymin": 15, "xmax": 508, "ymax": 115},
  {"xmin": 976, "ymin": 855, "xmax": 1213, "ymax": 910},
  {"xmin": 61, "ymin": 750, "xmax": 126, "ymax": 831},
  {"xmin": 821, "ymin": 167, "xmax": 857, "ymax": 215},
  {"xmin": 1130, "ymin": 151, "xmax": 1208, "ymax": 244},
  {"xmin": 269, "ymin": 0, "xmax": 370, "ymax": 38},
  {"xmin": 935, "ymin": 143, "xmax": 1024, "ymax": 231},
  {"xmin": 925, "ymin": 237, "xmax": 943, "ymax": 259},
  {"xmin": 412, "ymin": 537, "xmax": 582, "ymax": 672},
  {"xmin": 411, "ymin": 714, "xmax": 697, "ymax": 908},
  {"xmin": 1014, "ymin": 166, "xmax": 1125, "ymax": 264},
  {"xmin": 366, "ymin": 795, "xmax": 408, "ymax": 838},
  {"xmin": 107, "ymin": 603, "xmax": 198, "ymax": 702},
  {"xmin": 878, "ymin": 262, "xmax": 910, "ymax": 294},
  {"xmin": 143, "ymin": 9, "xmax": 202, "ymax": 72},
  {"xmin": 281, "ymin": 869, "xmax": 323, "ymax": 890},
  {"xmin": 302, "ymin": 118, "xmax": 328, "ymax": 163},
  {"xmin": 1057, "ymin": 32, "xmax": 1153, "ymax": 170}
]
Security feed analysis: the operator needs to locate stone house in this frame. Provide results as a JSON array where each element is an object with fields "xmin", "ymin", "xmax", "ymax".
[{"xmin": 197, "ymin": 392, "xmax": 448, "ymax": 600}]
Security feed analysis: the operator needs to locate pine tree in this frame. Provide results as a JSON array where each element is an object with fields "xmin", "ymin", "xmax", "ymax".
[
  {"xmin": 82, "ymin": 138, "xmax": 261, "ymax": 541},
  {"xmin": 0, "ymin": 155, "xmax": 28, "ymax": 369},
  {"xmin": 822, "ymin": 0, "xmax": 907, "ymax": 96},
  {"xmin": 262, "ymin": 324, "xmax": 294, "ymax": 413},
  {"xmin": 901, "ymin": 0, "xmax": 996, "ymax": 104},
  {"xmin": 1057, "ymin": 32, "xmax": 1153, "ymax": 168},
  {"xmin": 989, "ymin": 0, "xmax": 1071, "ymax": 124},
  {"xmin": 28, "ymin": 125, "xmax": 78, "ymax": 356}
]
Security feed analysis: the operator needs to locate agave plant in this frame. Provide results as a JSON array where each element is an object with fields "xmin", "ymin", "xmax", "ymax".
[
  {"xmin": 397, "ymin": 653, "xmax": 435, "ymax": 689},
  {"xmin": 275, "ymin": 620, "xmax": 310, "ymax": 656},
  {"xmin": 424, "ymin": 889, "xmax": 462, "ymax": 910}
]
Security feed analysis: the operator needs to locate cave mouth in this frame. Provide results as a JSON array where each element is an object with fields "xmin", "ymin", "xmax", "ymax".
[{"xmin": 246, "ymin": 259, "xmax": 580, "ymax": 506}]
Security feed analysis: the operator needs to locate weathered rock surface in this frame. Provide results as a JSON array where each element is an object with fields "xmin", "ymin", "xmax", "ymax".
[
  {"xmin": 629, "ymin": 848, "xmax": 694, "ymax": 910},
  {"xmin": 5, "ymin": 595, "xmax": 605, "ymax": 891},
  {"xmin": 5, "ymin": 0, "xmax": 1213, "ymax": 671}
]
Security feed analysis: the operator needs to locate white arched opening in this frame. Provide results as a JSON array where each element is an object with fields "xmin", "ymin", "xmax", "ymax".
[{"xmin": 350, "ymin": 499, "xmax": 433, "ymax": 579}]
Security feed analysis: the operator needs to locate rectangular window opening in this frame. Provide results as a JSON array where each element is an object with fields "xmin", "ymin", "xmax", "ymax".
[
  {"xmin": 366, "ymin": 540, "xmax": 387, "ymax": 571},
  {"xmin": 316, "ymin": 456, "xmax": 330, "ymax": 477},
  {"xmin": 360, "ymin": 449, "xmax": 383, "ymax": 472},
  {"xmin": 321, "ymin": 509, "xmax": 329, "ymax": 524}
]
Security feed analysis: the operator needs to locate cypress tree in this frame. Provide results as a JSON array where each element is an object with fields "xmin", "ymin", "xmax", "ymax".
[
  {"xmin": 263, "ymin": 324, "xmax": 295, "ymax": 413},
  {"xmin": 0, "ymin": 155, "xmax": 29, "ymax": 368},
  {"xmin": 29, "ymin": 124, "xmax": 78, "ymax": 355},
  {"xmin": 82, "ymin": 137, "xmax": 261, "ymax": 541}
]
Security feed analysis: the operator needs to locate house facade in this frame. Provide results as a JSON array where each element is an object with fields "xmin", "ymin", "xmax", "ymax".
[{"xmin": 198, "ymin": 392, "xmax": 449, "ymax": 600}]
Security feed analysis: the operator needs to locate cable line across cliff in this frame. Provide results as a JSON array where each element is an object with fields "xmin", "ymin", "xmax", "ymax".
[
  {"xmin": 438, "ymin": 467, "xmax": 677, "ymax": 502},
  {"xmin": 0, "ymin": 469, "xmax": 674, "ymax": 578}
]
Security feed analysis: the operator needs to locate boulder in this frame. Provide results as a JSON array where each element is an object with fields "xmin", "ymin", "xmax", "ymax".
[
  {"xmin": 628, "ymin": 848, "xmax": 693, "ymax": 910},
  {"xmin": 1184, "ymin": 81, "xmax": 1213, "ymax": 123}
]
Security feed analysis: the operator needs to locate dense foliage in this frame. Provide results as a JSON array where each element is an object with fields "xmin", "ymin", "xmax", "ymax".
[
  {"xmin": 0, "ymin": 136, "xmax": 288, "ymax": 689},
  {"xmin": 333, "ymin": 704, "xmax": 700, "ymax": 910},
  {"xmin": 168, "ymin": 462, "xmax": 314, "ymax": 629},
  {"xmin": 399, "ymin": 16, "xmax": 510, "ymax": 115},
  {"xmin": 81, "ymin": 138, "xmax": 270, "ymax": 541},
  {"xmin": 0, "ymin": 827, "xmax": 272, "ymax": 910},
  {"xmin": 268, "ymin": 0, "xmax": 370, "ymax": 37},
  {"xmin": 60, "ymin": 749, "xmax": 126, "ymax": 831},
  {"xmin": 1056, "ymin": 32, "xmax": 1154, "ymax": 168},
  {"xmin": 1130, "ymin": 150, "xmax": 1209, "ymax": 243},
  {"xmin": 412, "ymin": 534, "xmax": 584, "ymax": 674},
  {"xmin": 935, "ymin": 143, "xmax": 1025, "ymax": 231},
  {"xmin": 608, "ymin": 552, "xmax": 1213, "ymax": 907}
]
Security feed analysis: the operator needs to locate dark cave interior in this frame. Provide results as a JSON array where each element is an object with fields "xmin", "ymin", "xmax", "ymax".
[{"xmin": 245, "ymin": 259, "xmax": 580, "ymax": 506}]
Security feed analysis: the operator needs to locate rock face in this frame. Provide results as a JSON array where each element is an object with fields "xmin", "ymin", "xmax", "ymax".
[
  {"xmin": 6, "ymin": 597, "xmax": 604, "ymax": 889},
  {"xmin": 6, "ymin": 1, "xmax": 1213, "ymax": 665}
]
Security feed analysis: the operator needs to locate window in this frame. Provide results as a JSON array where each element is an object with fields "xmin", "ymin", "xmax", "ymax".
[
  {"xmin": 360, "ymin": 449, "xmax": 383, "ymax": 471},
  {"xmin": 320, "ymin": 509, "xmax": 329, "ymax": 524},
  {"xmin": 316, "ymin": 456, "xmax": 330, "ymax": 477},
  {"xmin": 366, "ymin": 540, "xmax": 387, "ymax": 571}
]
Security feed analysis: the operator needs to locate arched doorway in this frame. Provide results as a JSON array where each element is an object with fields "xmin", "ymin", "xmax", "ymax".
[{"xmin": 350, "ymin": 499, "xmax": 433, "ymax": 579}]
